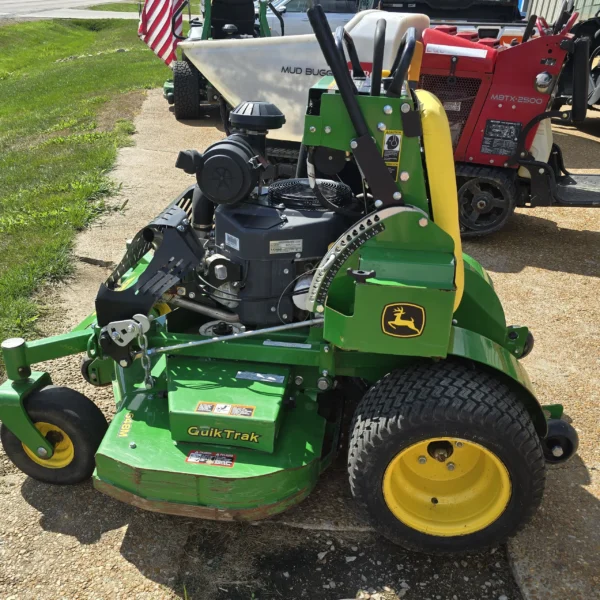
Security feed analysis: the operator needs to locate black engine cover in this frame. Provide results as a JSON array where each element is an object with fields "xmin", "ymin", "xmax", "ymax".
[{"xmin": 214, "ymin": 202, "xmax": 350, "ymax": 326}]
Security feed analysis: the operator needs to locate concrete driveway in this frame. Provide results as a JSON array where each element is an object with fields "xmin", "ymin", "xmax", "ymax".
[{"xmin": 0, "ymin": 89, "xmax": 598, "ymax": 600}]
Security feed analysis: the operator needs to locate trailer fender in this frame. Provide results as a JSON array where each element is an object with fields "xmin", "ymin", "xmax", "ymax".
[{"xmin": 448, "ymin": 326, "xmax": 547, "ymax": 437}]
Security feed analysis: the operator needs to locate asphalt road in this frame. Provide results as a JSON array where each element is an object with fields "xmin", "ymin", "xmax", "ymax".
[{"xmin": 0, "ymin": 0, "xmax": 132, "ymax": 17}]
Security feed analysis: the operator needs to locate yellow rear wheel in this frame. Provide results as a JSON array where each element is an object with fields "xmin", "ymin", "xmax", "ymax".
[
  {"xmin": 382, "ymin": 438, "xmax": 511, "ymax": 537},
  {"xmin": 348, "ymin": 361, "xmax": 545, "ymax": 553}
]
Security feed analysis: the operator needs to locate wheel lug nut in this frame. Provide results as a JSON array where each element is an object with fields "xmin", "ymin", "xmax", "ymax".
[
  {"xmin": 418, "ymin": 456, "xmax": 427, "ymax": 464},
  {"xmin": 455, "ymin": 441, "xmax": 463, "ymax": 448},
  {"xmin": 447, "ymin": 462, "xmax": 456, "ymax": 471}
]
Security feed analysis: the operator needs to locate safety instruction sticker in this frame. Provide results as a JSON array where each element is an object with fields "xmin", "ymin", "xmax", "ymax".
[
  {"xmin": 236, "ymin": 371, "xmax": 285, "ymax": 384},
  {"xmin": 481, "ymin": 119, "xmax": 522, "ymax": 156},
  {"xmin": 186, "ymin": 450, "xmax": 236, "ymax": 468},
  {"xmin": 195, "ymin": 402, "xmax": 256, "ymax": 417},
  {"xmin": 382, "ymin": 130, "xmax": 403, "ymax": 181}
]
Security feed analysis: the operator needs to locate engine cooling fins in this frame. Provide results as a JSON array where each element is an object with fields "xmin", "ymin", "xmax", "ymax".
[{"xmin": 268, "ymin": 178, "xmax": 353, "ymax": 211}]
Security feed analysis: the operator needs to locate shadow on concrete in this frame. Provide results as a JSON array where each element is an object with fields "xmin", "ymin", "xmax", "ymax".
[
  {"xmin": 167, "ymin": 106, "xmax": 226, "ymax": 132},
  {"xmin": 463, "ymin": 211, "xmax": 600, "ymax": 278},
  {"xmin": 510, "ymin": 453, "xmax": 600, "ymax": 599},
  {"xmin": 20, "ymin": 458, "xmax": 524, "ymax": 600}
]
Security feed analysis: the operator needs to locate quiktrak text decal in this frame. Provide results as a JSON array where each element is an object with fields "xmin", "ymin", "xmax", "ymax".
[{"xmin": 187, "ymin": 426, "xmax": 260, "ymax": 443}]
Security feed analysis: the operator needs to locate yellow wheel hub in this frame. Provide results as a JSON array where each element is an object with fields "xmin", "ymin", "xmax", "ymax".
[
  {"xmin": 383, "ymin": 438, "xmax": 511, "ymax": 537},
  {"xmin": 23, "ymin": 422, "xmax": 75, "ymax": 469}
]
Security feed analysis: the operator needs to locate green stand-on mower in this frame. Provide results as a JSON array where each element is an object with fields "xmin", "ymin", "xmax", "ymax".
[
  {"xmin": 164, "ymin": 0, "xmax": 283, "ymax": 120},
  {"xmin": 0, "ymin": 6, "xmax": 579, "ymax": 553}
]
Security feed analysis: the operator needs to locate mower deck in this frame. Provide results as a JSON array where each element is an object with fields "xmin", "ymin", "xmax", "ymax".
[
  {"xmin": 555, "ymin": 173, "xmax": 600, "ymax": 206},
  {"xmin": 93, "ymin": 358, "xmax": 327, "ymax": 520}
]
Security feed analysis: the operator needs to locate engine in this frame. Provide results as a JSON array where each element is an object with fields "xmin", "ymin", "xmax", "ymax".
[{"xmin": 172, "ymin": 101, "xmax": 354, "ymax": 328}]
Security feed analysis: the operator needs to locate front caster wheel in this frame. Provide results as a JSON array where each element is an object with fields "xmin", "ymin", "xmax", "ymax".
[
  {"xmin": 0, "ymin": 386, "xmax": 108, "ymax": 484},
  {"xmin": 348, "ymin": 360, "xmax": 545, "ymax": 554},
  {"xmin": 542, "ymin": 418, "xmax": 579, "ymax": 464}
]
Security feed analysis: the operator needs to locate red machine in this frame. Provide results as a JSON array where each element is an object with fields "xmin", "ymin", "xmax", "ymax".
[{"xmin": 419, "ymin": 5, "xmax": 600, "ymax": 236}]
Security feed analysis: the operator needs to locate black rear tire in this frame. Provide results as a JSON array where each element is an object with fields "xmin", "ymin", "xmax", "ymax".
[
  {"xmin": 173, "ymin": 60, "xmax": 201, "ymax": 120},
  {"xmin": 0, "ymin": 386, "xmax": 108, "ymax": 485},
  {"xmin": 348, "ymin": 360, "xmax": 545, "ymax": 554}
]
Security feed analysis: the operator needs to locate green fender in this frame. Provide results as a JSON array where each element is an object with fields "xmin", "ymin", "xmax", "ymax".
[{"xmin": 448, "ymin": 326, "xmax": 548, "ymax": 437}]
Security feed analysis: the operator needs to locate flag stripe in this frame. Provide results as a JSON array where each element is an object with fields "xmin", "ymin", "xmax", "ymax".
[{"xmin": 139, "ymin": 0, "xmax": 185, "ymax": 67}]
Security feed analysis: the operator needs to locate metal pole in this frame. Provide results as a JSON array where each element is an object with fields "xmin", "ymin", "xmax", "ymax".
[{"xmin": 142, "ymin": 318, "xmax": 324, "ymax": 357}]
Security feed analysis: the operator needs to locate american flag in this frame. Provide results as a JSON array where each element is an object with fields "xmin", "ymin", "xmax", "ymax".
[{"xmin": 138, "ymin": 0, "xmax": 185, "ymax": 67}]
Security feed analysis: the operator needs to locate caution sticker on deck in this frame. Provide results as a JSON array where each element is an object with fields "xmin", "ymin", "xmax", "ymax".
[
  {"xmin": 195, "ymin": 402, "xmax": 256, "ymax": 417},
  {"xmin": 186, "ymin": 450, "xmax": 236, "ymax": 468}
]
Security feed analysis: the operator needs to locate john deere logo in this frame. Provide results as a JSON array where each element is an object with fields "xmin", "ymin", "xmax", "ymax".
[{"xmin": 382, "ymin": 303, "xmax": 425, "ymax": 338}]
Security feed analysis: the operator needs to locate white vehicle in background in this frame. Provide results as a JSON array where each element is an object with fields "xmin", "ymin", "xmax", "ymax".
[
  {"xmin": 166, "ymin": 0, "xmax": 358, "ymax": 120},
  {"xmin": 179, "ymin": 10, "xmax": 430, "ymax": 142},
  {"xmin": 265, "ymin": 0, "xmax": 356, "ymax": 35}
]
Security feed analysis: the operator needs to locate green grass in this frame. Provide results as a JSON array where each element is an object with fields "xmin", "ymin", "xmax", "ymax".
[
  {"xmin": 88, "ymin": 2, "xmax": 142, "ymax": 12},
  {"xmin": 0, "ymin": 19, "xmax": 170, "ymax": 345}
]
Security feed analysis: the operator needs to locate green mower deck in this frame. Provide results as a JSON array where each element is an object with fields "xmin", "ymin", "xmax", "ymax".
[{"xmin": 95, "ymin": 374, "xmax": 325, "ymax": 520}]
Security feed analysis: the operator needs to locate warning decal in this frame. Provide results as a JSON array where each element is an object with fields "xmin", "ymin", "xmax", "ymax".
[
  {"xmin": 480, "ymin": 120, "xmax": 522, "ymax": 156},
  {"xmin": 382, "ymin": 131, "xmax": 402, "ymax": 182},
  {"xmin": 230, "ymin": 405, "xmax": 255, "ymax": 417},
  {"xmin": 195, "ymin": 402, "xmax": 256, "ymax": 417},
  {"xmin": 186, "ymin": 450, "xmax": 236, "ymax": 468}
]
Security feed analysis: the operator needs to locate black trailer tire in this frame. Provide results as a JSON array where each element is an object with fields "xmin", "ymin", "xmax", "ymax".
[
  {"xmin": 173, "ymin": 60, "xmax": 201, "ymax": 120},
  {"xmin": 0, "ymin": 386, "xmax": 108, "ymax": 485},
  {"xmin": 348, "ymin": 360, "xmax": 545, "ymax": 554}
]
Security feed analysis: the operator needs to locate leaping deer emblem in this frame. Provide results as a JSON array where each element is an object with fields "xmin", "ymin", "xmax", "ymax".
[{"xmin": 388, "ymin": 307, "xmax": 421, "ymax": 334}]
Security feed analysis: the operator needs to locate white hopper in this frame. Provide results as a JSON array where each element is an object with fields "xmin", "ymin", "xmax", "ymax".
[{"xmin": 179, "ymin": 10, "xmax": 430, "ymax": 142}]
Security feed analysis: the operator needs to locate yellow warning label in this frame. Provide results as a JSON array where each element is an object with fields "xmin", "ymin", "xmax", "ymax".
[{"xmin": 382, "ymin": 130, "xmax": 403, "ymax": 181}]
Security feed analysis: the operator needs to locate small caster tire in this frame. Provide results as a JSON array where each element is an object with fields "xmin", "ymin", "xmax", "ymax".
[
  {"xmin": 543, "ymin": 418, "xmax": 579, "ymax": 464},
  {"xmin": 0, "ymin": 386, "xmax": 108, "ymax": 484},
  {"xmin": 80, "ymin": 358, "xmax": 110, "ymax": 387},
  {"xmin": 521, "ymin": 331, "xmax": 535, "ymax": 359}
]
